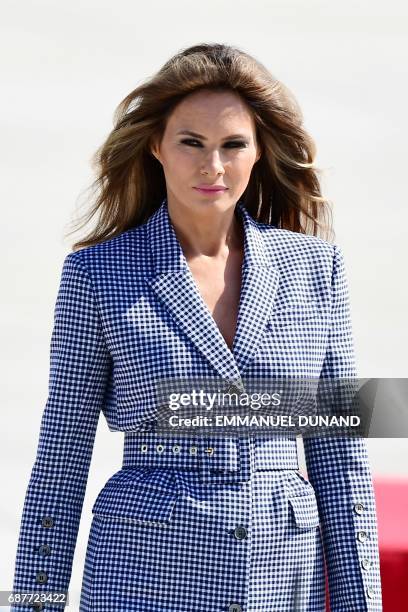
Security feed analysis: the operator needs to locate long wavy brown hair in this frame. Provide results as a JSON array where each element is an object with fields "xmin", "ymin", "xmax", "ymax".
[{"xmin": 68, "ymin": 42, "xmax": 334, "ymax": 251}]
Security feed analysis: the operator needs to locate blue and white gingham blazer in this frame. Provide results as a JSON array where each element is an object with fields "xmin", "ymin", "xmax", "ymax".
[{"xmin": 11, "ymin": 197, "xmax": 382, "ymax": 611}]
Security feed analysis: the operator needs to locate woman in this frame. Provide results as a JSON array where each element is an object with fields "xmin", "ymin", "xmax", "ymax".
[{"xmin": 11, "ymin": 43, "xmax": 383, "ymax": 611}]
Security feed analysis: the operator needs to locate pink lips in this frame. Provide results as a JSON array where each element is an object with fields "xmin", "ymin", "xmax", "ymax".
[{"xmin": 193, "ymin": 186, "xmax": 228, "ymax": 194}]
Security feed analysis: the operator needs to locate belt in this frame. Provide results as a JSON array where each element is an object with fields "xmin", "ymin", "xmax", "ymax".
[{"xmin": 122, "ymin": 432, "xmax": 299, "ymax": 483}]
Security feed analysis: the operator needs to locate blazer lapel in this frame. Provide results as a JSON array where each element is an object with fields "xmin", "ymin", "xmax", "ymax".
[
  {"xmin": 145, "ymin": 198, "xmax": 280, "ymax": 380},
  {"xmin": 230, "ymin": 202, "xmax": 280, "ymax": 373}
]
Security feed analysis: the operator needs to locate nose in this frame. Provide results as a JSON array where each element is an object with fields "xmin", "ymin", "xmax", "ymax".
[{"xmin": 200, "ymin": 150, "xmax": 225, "ymax": 176}]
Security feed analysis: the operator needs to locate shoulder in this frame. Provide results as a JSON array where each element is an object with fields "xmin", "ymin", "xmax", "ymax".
[
  {"xmin": 255, "ymin": 218, "xmax": 334, "ymax": 253},
  {"xmin": 63, "ymin": 224, "xmax": 149, "ymax": 276},
  {"xmin": 256, "ymin": 221, "xmax": 339, "ymax": 273}
]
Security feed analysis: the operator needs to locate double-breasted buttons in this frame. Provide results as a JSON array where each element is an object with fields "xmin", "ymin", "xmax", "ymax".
[
  {"xmin": 357, "ymin": 530, "xmax": 368, "ymax": 543},
  {"xmin": 156, "ymin": 444, "xmax": 165, "ymax": 453},
  {"xmin": 361, "ymin": 558, "xmax": 372, "ymax": 571},
  {"xmin": 41, "ymin": 516, "xmax": 54, "ymax": 528},
  {"xmin": 366, "ymin": 586, "xmax": 376, "ymax": 599},
  {"xmin": 35, "ymin": 570, "xmax": 48, "ymax": 584},
  {"xmin": 37, "ymin": 544, "xmax": 51, "ymax": 556},
  {"xmin": 189, "ymin": 446, "xmax": 198, "ymax": 455},
  {"xmin": 353, "ymin": 502, "xmax": 365, "ymax": 515},
  {"xmin": 172, "ymin": 444, "xmax": 181, "ymax": 454},
  {"xmin": 141, "ymin": 444, "xmax": 148, "ymax": 453},
  {"xmin": 228, "ymin": 604, "xmax": 242, "ymax": 612},
  {"xmin": 233, "ymin": 525, "xmax": 248, "ymax": 540}
]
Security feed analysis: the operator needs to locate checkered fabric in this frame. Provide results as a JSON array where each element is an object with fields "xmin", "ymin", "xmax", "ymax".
[{"xmin": 10, "ymin": 197, "xmax": 382, "ymax": 611}]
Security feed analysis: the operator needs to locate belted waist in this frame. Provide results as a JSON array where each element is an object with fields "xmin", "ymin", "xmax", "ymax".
[{"xmin": 122, "ymin": 432, "xmax": 299, "ymax": 483}]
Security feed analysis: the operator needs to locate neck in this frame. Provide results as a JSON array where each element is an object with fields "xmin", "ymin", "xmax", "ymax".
[{"xmin": 167, "ymin": 198, "xmax": 244, "ymax": 260}]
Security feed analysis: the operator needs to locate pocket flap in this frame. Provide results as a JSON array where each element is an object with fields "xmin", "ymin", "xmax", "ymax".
[
  {"xmin": 268, "ymin": 301, "xmax": 321, "ymax": 327},
  {"xmin": 288, "ymin": 493, "xmax": 320, "ymax": 529},
  {"xmin": 92, "ymin": 468, "xmax": 179, "ymax": 524}
]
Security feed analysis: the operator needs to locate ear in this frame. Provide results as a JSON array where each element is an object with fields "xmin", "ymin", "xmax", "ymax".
[
  {"xmin": 150, "ymin": 137, "xmax": 161, "ymax": 163},
  {"xmin": 255, "ymin": 145, "xmax": 262, "ymax": 163}
]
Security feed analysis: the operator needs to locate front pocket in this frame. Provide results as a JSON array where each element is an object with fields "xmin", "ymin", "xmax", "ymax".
[
  {"xmin": 285, "ymin": 470, "xmax": 316, "ymax": 497},
  {"xmin": 92, "ymin": 469, "xmax": 180, "ymax": 526},
  {"xmin": 267, "ymin": 301, "xmax": 321, "ymax": 328},
  {"xmin": 288, "ymin": 493, "xmax": 320, "ymax": 529}
]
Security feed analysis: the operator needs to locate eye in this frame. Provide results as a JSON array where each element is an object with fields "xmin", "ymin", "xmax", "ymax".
[
  {"xmin": 180, "ymin": 139, "xmax": 248, "ymax": 149},
  {"xmin": 180, "ymin": 139, "xmax": 202, "ymax": 147},
  {"xmin": 224, "ymin": 141, "xmax": 248, "ymax": 148}
]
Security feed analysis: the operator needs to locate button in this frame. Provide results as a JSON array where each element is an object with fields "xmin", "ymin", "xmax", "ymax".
[
  {"xmin": 172, "ymin": 445, "xmax": 181, "ymax": 454},
  {"xmin": 204, "ymin": 447, "xmax": 214, "ymax": 456},
  {"xmin": 226, "ymin": 382, "xmax": 243, "ymax": 395},
  {"xmin": 38, "ymin": 544, "xmax": 51, "ymax": 556},
  {"xmin": 361, "ymin": 558, "xmax": 372, "ymax": 571},
  {"xmin": 32, "ymin": 604, "xmax": 44, "ymax": 611},
  {"xmin": 35, "ymin": 570, "xmax": 48, "ymax": 584},
  {"xmin": 143, "ymin": 420, "xmax": 156, "ymax": 432},
  {"xmin": 189, "ymin": 446, "xmax": 198, "ymax": 455},
  {"xmin": 353, "ymin": 502, "xmax": 365, "ymax": 515},
  {"xmin": 357, "ymin": 530, "xmax": 368, "ymax": 543},
  {"xmin": 156, "ymin": 444, "xmax": 165, "ymax": 453},
  {"xmin": 366, "ymin": 586, "xmax": 376, "ymax": 599},
  {"xmin": 233, "ymin": 525, "xmax": 248, "ymax": 540},
  {"xmin": 227, "ymin": 384, "xmax": 239, "ymax": 394},
  {"xmin": 41, "ymin": 516, "xmax": 54, "ymax": 528},
  {"xmin": 141, "ymin": 444, "xmax": 148, "ymax": 453},
  {"xmin": 228, "ymin": 604, "xmax": 242, "ymax": 612}
]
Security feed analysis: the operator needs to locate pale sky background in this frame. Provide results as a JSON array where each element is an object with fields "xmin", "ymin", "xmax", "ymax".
[{"xmin": 2, "ymin": 0, "xmax": 407, "ymax": 607}]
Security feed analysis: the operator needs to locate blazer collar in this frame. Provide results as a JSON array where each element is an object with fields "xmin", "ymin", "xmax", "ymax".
[{"xmin": 145, "ymin": 197, "xmax": 280, "ymax": 380}]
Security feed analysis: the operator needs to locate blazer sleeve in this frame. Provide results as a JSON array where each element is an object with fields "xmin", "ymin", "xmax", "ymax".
[
  {"xmin": 10, "ymin": 251, "xmax": 112, "ymax": 611},
  {"xmin": 303, "ymin": 245, "xmax": 383, "ymax": 611}
]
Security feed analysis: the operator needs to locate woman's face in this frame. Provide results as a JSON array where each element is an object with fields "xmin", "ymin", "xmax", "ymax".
[{"xmin": 150, "ymin": 89, "xmax": 261, "ymax": 215}]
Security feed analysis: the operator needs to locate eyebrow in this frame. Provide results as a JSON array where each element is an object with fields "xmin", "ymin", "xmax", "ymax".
[{"xmin": 176, "ymin": 130, "xmax": 250, "ymax": 140}]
